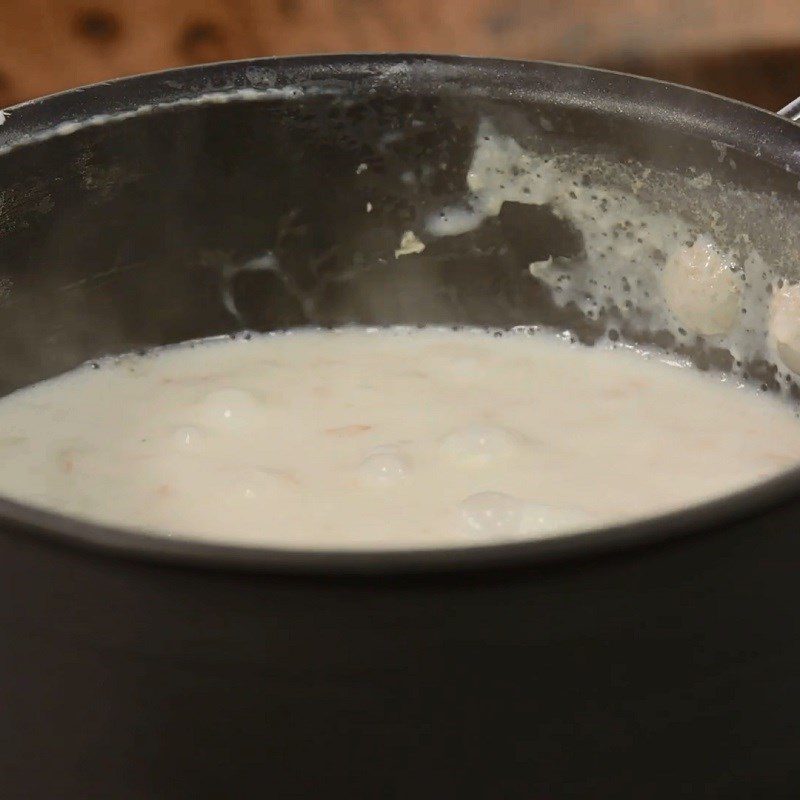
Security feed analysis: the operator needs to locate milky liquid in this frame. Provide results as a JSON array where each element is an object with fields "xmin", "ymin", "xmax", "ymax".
[{"xmin": 0, "ymin": 327, "xmax": 798, "ymax": 549}]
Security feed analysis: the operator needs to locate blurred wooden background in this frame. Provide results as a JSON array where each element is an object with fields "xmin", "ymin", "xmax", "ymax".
[{"xmin": 0, "ymin": 0, "xmax": 799, "ymax": 110}]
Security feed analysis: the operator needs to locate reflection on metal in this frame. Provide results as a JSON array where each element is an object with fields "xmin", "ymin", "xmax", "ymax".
[{"xmin": 777, "ymin": 95, "xmax": 800, "ymax": 121}]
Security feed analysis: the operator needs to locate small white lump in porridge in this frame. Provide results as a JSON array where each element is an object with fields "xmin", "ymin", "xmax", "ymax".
[
  {"xmin": 770, "ymin": 282, "xmax": 800, "ymax": 374},
  {"xmin": 661, "ymin": 236, "xmax": 741, "ymax": 336}
]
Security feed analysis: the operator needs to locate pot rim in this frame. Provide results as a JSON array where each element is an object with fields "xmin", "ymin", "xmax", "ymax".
[{"xmin": 2, "ymin": 52, "xmax": 799, "ymax": 575}]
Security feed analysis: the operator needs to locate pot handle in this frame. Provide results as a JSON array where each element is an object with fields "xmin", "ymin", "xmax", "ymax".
[{"xmin": 778, "ymin": 96, "xmax": 800, "ymax": 121}]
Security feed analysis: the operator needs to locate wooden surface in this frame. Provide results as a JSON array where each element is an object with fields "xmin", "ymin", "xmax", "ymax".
[{"xmin": 0, "ymin": 0, "xmax": 799, "ymax": 109}]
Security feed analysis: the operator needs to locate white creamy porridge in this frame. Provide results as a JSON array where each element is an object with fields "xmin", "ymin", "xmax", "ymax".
[{"xmin": 0, "ymin": 327, "xmax": 797, "ymax": 549}]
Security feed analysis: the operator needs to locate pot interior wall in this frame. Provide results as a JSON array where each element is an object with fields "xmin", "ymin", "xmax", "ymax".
[{"xmin": 0, "ymin": 60, "xmax": 798, "ymax": 397}]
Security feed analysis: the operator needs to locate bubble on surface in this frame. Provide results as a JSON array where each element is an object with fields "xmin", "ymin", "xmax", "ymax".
[
  {"xmin": 440, "ymin": 424, "xmax": 522, "ymax": 467},
  {"xmin": 458, "ymin": 491, "xmax": 525, "ymax": 538},
  {"xmin": 171, "ymin": 425, "xmax": 205, "ymax": 453},
  {"xmin": 357, "ymin": 447, "xmax": 411, "ymax": 487}
]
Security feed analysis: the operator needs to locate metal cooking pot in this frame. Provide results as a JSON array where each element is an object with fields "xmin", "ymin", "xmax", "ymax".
[{"xmin": 2, "ymin": 55, "xmax": 800, "ymax": 798}]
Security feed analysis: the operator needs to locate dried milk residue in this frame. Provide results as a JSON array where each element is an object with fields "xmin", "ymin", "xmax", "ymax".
[{"xmin": 426, "ymin": 120, "xmax": 795, "ymax": 385}]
